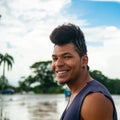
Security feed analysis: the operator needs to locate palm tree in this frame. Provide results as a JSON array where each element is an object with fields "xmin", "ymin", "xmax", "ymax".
[
  {"xmin": 0, "ymin": 53, "xmax": 14, "ymax": 90},
  {"xmin": 0, "ymin": 53, "xmax": 14, "ymax": 120}
]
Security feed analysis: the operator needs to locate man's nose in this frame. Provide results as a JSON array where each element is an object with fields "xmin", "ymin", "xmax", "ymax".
[{"xmin": 56, "ymin": 58, "xmax": 65, "ymax": 66}]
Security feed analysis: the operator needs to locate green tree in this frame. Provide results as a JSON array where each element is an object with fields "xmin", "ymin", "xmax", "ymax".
[
  {"xmin": 89, "ymin": 70, "xmax": 120, "ymax": 94},
  {"xmin": 107, "ymin": 79, "xmax": 120, "ymax": 94},
  {"xmin": 18, "ymin": 76, "xmax": 35, "ymax": 92},
  {"xmin": 0, "ymin": 75, "xmax": 9, "ymax": 89},
  {"xmin": 18, "ymin": 61, "xmax": 63, "ymax": 93},
  {"xmin": 0, "ymin": 53, "xmax": 14, "ymax": 90},
  {"xmin": 89, "ymin": 70, "xmax": 109, "ymax": 86},
  {"xmin": 29, "ymin": 60, "xmax": 63, "ymax": 93}
]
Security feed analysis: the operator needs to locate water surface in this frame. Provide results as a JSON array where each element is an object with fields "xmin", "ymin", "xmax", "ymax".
[{"xmin": 0, "ymin": 94, "xmax": 119, "ymax": 120}]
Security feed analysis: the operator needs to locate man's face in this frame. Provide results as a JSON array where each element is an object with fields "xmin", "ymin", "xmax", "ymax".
[{"xmin": 51, "ymin": 43, "xmax": 84, "ymax": 84}]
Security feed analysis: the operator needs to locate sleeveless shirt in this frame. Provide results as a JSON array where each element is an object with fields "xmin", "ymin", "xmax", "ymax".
[{"xmin": 60, "ymin": 80, "xmax": 118, "ymax": 120}]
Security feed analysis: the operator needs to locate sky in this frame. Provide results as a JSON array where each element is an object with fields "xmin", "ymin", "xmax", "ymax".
[{"xmin": 0, "ymin": 0, "xmax": 120, "ymax": 86}]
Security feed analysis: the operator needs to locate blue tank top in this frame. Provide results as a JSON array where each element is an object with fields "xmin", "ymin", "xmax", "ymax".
[{"xmin": 60, "ymin": 80, "xmax": 118, "ymax": 120}]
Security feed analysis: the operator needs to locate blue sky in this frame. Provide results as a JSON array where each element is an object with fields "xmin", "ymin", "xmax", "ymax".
[
  {"xmin": 0, "ymin": 0, "xmax": 120, "ymax": 86},
  {"xmin": 66, "ymin": 0, "xmax": 120, "ymax": 27}
]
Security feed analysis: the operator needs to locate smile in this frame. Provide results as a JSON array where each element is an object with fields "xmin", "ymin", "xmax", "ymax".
[
  {"xmin": 56, "ymin": 70, "xmax": 70, "ymax": 76},
  {"xmin": 58, "ymin": 71, "xmax": 67, "ymax": 74}
]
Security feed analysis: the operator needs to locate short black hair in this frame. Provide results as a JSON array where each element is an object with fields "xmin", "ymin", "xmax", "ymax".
[{"xmin": 50, "ymin": 23, "xmax": 87, "ymax": 56}]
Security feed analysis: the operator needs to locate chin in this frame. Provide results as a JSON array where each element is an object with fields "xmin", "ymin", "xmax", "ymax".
[
  {"xmin": 58, "ymin": 82, "xmax": 65, "ymax": 85},
  {"xmin": 58, "ymin": 79, "xmax": 70, "ymax": 85}
]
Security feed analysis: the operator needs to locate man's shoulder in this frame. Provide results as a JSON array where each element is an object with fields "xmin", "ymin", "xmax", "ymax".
[{"xmin": 81, "ymin": 92, "xmax": 113, "ymax": 120}]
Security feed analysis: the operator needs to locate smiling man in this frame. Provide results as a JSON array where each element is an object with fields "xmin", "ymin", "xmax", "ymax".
[{"xmin": 50, "ymin": 23, "xmax": 117, "ymax": 120}]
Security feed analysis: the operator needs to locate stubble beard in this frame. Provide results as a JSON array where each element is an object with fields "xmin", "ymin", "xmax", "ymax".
[{"xmin": 57, "ymin": 77, "xmax": 71, "ymax": 85}]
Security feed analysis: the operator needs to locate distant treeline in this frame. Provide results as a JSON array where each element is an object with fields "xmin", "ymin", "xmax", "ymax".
[
  {"xmin": 89, "ymin": 70, "xmax": 120, "ymax": 94},
  {"xmin": 0, "ymin": 61, "xmax": 120, "ymax": 94}
]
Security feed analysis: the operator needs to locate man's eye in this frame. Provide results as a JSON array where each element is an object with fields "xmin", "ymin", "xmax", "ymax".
[{"xmin": 52, "ymin": 57, "xmax": 57, "ymax": 61}]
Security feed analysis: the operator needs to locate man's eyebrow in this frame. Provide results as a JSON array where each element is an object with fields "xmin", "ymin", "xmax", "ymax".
[
  {"xmin": 62, "ymin": 52, "xmax": 72, "ymax": 55},
  {"xmin": 52, "ymin": 52, "xmax": 71, "ymax": 57},
  {"xmin": 52, "ymin": 54, "xmax": 56, "ymax": 57}
]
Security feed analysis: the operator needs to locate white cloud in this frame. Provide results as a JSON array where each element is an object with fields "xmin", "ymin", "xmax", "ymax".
[{"xmin": 86, "ymin": 26, "xmax": 120, "ymax": 78}]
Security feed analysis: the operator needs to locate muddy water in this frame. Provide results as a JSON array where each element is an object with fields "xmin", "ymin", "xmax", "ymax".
[
  {"xmin": 0, "ymin": 94, "xmax": 120, "ymax": 120},
  {"xmin": 0, "ymin": 94, "xmax": 67, "ymax": 120}
]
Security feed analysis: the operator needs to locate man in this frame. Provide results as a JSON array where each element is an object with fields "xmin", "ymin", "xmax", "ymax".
[{"xmin": 50, "ymin": 23, "xmax": 117, "ymax": 120}]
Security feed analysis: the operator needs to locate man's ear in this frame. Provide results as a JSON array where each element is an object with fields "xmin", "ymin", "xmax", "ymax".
[{"xmin": 81, "ymin": 55, "xmax": 88, "ymax": 67}]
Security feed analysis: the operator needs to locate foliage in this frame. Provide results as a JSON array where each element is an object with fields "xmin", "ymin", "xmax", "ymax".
[
  {"xmin": 89, "ymin": 70, "xmax": 109, "ymax": 86},
  {"xmin": 0, "ymin": 53, "xmax": 14, "ymax": 71},
  {"xmin": 12, "ymin": 60, "xmax": 120, "ymax": 95},
  {"xmin": 0, "ymin": 53, "xmax": 14, "ymax": 90},
  {"xmin": 0, "ymin": 75, "xmax": 8, "ymax": 90},
  {"xmin": 18, "ymin": 61, "xmax": 63, "ymax": 93},
  {"xmin": 89, "ymin": 70, "xmax": 120, "ymax": 94},
  {"xmin": 18, "ymin": 62, "xmax": 120, "ymax": 94},
  {"xmin": 107, "ymin": 79, "xmax": 120, "ymax": 94}
]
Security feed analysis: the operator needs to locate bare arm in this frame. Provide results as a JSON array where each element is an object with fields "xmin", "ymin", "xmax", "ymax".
[{"xmin": 81, "ymin": 92, "xmax": 113, "ymax": 120}]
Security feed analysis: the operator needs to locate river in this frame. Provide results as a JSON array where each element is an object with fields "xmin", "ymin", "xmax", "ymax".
[{"xmin": 0, "ymin": 94, "xmax": 120, "ymax": 120}]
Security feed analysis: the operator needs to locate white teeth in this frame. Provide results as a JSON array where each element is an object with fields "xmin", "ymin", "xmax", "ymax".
[{"xmin": 58, "ymin": 71, "xmax": 67, "ymax": 74}]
